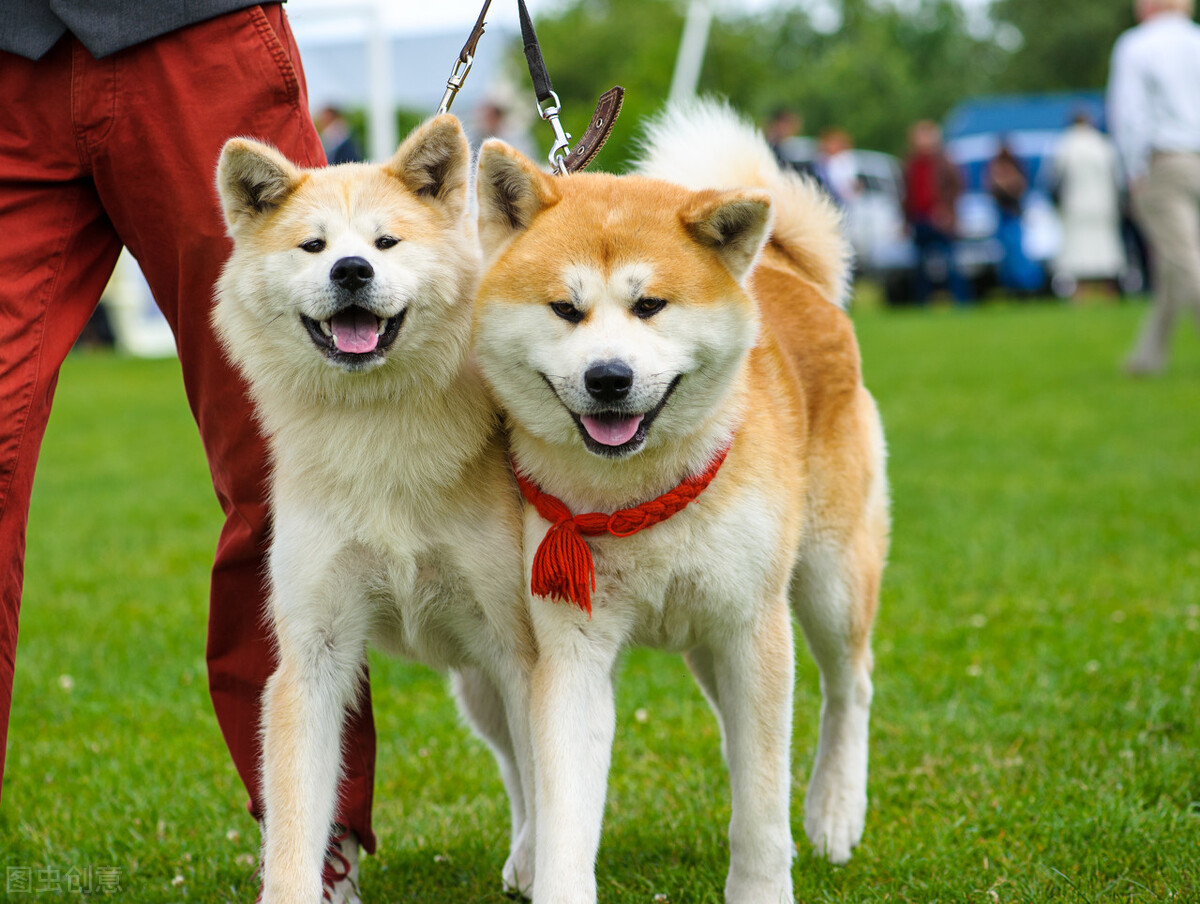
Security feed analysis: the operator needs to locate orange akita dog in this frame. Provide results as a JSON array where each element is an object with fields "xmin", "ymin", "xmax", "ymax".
[{"xmin": 472, "ymin": 102, "xmax": 889, "ymax": 904}]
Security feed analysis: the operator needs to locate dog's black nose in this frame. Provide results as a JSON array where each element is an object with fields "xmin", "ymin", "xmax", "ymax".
[
  {"xmin": 584, "ymin": 361, "xmax": 634, "ymax": 403},
  {"xmin": 330, "ymin": 256, "xmax": 374, "ymax": 292}
]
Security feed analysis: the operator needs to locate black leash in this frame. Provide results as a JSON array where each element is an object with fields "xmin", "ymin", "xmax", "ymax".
[
  {"xmin": 436, "ymin": 0, "xmax": 624, "ymax": 175},
  {"xmin": 517, "ymin": 0, "xmax": 554, "ymax": 108}
]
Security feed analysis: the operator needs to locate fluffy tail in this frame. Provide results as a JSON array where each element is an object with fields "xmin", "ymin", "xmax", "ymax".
[{"xmin": 634, "ymin": 99, "xmax": 851, "ymax": 309}]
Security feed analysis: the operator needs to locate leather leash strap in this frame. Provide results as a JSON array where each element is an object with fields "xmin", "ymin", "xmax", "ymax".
[
  {"xmin": 564, "ymin": 87, "xmax": 625, "ymax": 173},
  {"xmin": 516, "ymin": 0, "xmax": 623, "ymax": 173}
]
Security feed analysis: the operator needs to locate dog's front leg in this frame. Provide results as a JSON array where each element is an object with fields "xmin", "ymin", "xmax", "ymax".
[
  {"xmin": 712, "ymin": 598, "xmax": 796, "ymax": 904},
  {"xmin": 258, "ymin": 539, "xmax": 371, "ymax": 904},
  {"xmin": 530, "ymin": 624, "xmax": 620, "ymax": 904}
]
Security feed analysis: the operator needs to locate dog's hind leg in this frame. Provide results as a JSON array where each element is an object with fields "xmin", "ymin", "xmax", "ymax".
[
  {"xmin": 793, "ymin": 390, "xmax": 888, "ymax": 865},
  {"xmin": 258, "ymin": 538, "xmax": 373, "ymax": 904},
  {"xmin": 452, "ymin": 665, "xmax": 535, "ymax": 897},
  {"xmin": 683, "ymin": 646, "xmax": 727, "ymax": 763},
  {"xmin": 792, "ymin": 461, "xmax": 887, "ymax": 865}
]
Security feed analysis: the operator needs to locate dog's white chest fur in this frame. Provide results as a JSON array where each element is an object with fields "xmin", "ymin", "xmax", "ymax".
[
  {"xmin": 534, "ymin": 487, "xmax": 784, "ymax": 651},
  {"xmin": 369, "ymin": 543, "xmax": 480, "ymax": 667},
  {"xmin": 266, "ymin": 383, "xmax": 512, "ymax": 670}
]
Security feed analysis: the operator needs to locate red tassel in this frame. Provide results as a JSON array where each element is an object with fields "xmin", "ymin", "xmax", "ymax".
[
  {"xmin": 529, "ymin": 520, "xmax": 595, "ymax": 614},
  {"xmin": 513, "ymin": 445, "xmax": 730, "ymax": 619}
]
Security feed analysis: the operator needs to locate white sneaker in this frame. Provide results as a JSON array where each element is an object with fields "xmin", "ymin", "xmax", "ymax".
[{"xmin": 321, "ymin": 825, "xmax": 362, "ymax": 904}]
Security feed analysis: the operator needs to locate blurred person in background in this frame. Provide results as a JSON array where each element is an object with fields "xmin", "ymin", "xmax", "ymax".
[
  {"xmin": 0, "ymin": 5, "xmax": 377, "ymax": 899},
  {"xmin": 315, "ymin": 104, "xmax": 364, "ymax": 164},
  {"xmin": 1051, "ymin": 112, "xmax": 1125, "ymax": 299},
  {"xmin": 1108, "ymin": 0, "xmax": 1200, "ymax": 375},
  {"xmin": 904, "ymin": 120, "xmax": 969, "ymax": 304},
  {"xmin": 987, "ymin": 142, "xmax": 1043, "ymax": 295},
  {"xmin": 765, "ymin": 106, "xmax": 803, "ymax": 162},
  {"xmin": 472, "ymin": 92, "xmax": 537, "ymax": 158},
  {"xmin": 816, "ymin": 127, "xmax": 858, "ymax": 207},
  {"xmin": 765, "ymin": 106, "xmax": 828, "ymax": 190}
]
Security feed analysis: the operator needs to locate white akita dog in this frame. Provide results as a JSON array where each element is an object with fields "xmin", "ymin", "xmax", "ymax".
[
  {"xmin": 213, "ymin": 116, "xmax": 536, "ymax": 904},
  {"xmin": 472, "ymin": 102, "xmax": 889, "ymax": 904}
]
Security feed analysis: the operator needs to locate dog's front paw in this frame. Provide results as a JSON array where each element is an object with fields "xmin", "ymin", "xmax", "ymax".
[
  {"xmin": 725, "ymin": 874, "xmax": 794, "ymax": 904},
  {"xmin": 803, "ymin": 777, "xmax": 866, "ymax": 864}
]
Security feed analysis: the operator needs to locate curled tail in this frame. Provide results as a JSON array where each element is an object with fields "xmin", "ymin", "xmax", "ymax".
[{"xmin": 634, "ymin": 99, "xmax": 852, "ymax": 309}]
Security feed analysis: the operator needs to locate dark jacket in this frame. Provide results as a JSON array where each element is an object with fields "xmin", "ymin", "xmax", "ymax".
[{"xmin": 1, "ymin": 0, "xmax": 273, "ymax": 60}]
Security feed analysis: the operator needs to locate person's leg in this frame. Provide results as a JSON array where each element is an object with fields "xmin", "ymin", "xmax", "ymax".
[
  {"xmin": 1126, "ymin": 155, "xmax": 1200, "ymax": 374},
  {"xmin": 87, "ymin": 6, "xmax": 376, "ymax": 848},
  {"xmin": 912, "ymin": 222, "xmax": 933, "ymax": 304},
  {"xmin": 1176, "ymin": 155, "xmax": 1200, "ymax": 336},
  {"xmin": 940, "ymin": 227, "xmax": 971, "ymax": 304},
  {"xmin": 0, "ymin": 41, "xmax": 125, "ymax": 798},
  {"xmin": 996, "ymin": 214, "xmax": 1020, "ymax": 291}
]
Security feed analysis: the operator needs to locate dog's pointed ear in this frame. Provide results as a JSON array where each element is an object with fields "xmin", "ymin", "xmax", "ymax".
[
  {"xmin": 680, "ymin": 189, "xmax": 773, "ymax": 283},
  {"xmin": 384, "ymin": 114, "xmax": 470, "ymax": 220},
  {"xmin": 217, "ymin": 138, "xmax": 303, "ymax": 233},
  {"xmin": 476, "ymin": 139, "xmax": 561, "ymax": 258}
]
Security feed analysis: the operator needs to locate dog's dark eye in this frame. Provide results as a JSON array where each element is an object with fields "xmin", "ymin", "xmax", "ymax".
[
  {"xmin": 299, "ymin": 239, "xmax": 326, "ymax": 254},
  {"xmin": 375, "ymin": 235, "xmax": 400, "ymax": 250},
  {"xmin": 550, "ymin": 301, "xmax": 584, "ymax": 324},
  {"xmin": 632, "ymin": 297, "xmax": 668, "ymax": 319}
]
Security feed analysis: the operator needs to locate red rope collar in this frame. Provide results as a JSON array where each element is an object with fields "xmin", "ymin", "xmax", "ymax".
[{"xmin": 513, "ymin": 446, "xmax": 730, "ymax": 615}]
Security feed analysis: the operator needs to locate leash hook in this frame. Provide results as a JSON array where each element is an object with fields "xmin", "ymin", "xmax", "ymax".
[
  {"xmin": 436, "ymin": 53, "xmax": 474, "ymax": 116},
  {"xmin": 436, "ymin": 0, "xmax": 491, "ymax": 115},
  {"xmin": 536, "ymin": 91, "xmax": 572, "ymax": 175}
]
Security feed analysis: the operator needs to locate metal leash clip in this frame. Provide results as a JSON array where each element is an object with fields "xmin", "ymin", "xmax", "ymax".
[
  {"xmin": 436, "ymin": 53, "xmax": 474, "ymax": 116},
  {"xmin": 537, "ymin": 91, "xmax": 573, "ymax": 174},
  {"xmin": 436, "ymin": 0, "xmax": 491, "ymax": 116}
]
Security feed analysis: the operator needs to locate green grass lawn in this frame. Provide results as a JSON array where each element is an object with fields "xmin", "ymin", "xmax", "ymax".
[{"xmin": 4, "ymin": 299, "xmax": 1198, "ymax": 902}]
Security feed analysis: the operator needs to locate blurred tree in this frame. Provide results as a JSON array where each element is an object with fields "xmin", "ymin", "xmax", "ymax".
[
  {"xmin": 525, "ymin": 0, "xmax": 1006, "ymax": 166},
  {"xmin": 990, "ymin": 0, "xmax": 1137, "ymax": 93},
  {"xmin": 709, "ymin": 0, "xmax": 1006, "ymax": 155}
]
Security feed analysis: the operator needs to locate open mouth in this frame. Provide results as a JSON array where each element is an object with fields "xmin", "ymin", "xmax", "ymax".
[
  {"xmin": 301, "ymin": 305, "xmax": 405, "ymax": 366},
  {"xmin": 565, "ymin": 375, "xmax": 682, "ymax": 458}
]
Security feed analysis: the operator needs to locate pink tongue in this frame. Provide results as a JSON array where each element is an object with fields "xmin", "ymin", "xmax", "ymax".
[
  {"xmin": 580, "ymin": 414, "xmax": 643, "ymax": 446},
  {"xmin": 330, "ymin": 309, "xmax": 380, "ymax": 354}
]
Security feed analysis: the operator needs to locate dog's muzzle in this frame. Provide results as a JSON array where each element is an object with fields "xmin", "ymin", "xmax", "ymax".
[{"xmin": 301, "ymin": 305, "xmax": 406, "ymax": 368}]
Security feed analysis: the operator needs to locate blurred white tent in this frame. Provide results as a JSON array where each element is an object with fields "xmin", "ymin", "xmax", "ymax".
[
  {"xmin": 288, "ymin": 2, "xmax": 525, "ymax": 160},
  {"xmin": 100, "ymin": 251, "xmax": 176, "ymax": 358},
  {"xmin": 669, "ymin": 0, "xmax": 714, "ymax": 106}
]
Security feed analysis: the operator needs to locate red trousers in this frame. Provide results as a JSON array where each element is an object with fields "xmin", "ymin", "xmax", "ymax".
[{"xmin": 0, "ymin": 4, "xmax": 376, "ymax": 852}]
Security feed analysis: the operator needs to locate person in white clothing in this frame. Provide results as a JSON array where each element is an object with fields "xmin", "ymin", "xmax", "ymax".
[
  {"xmin": 1051, "ymin": 112, "xmax": 1125, "ymax": 297},
  {"xmin": 1107, "ymin": 0, "xmax": 1200, "ymax": 374}
]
